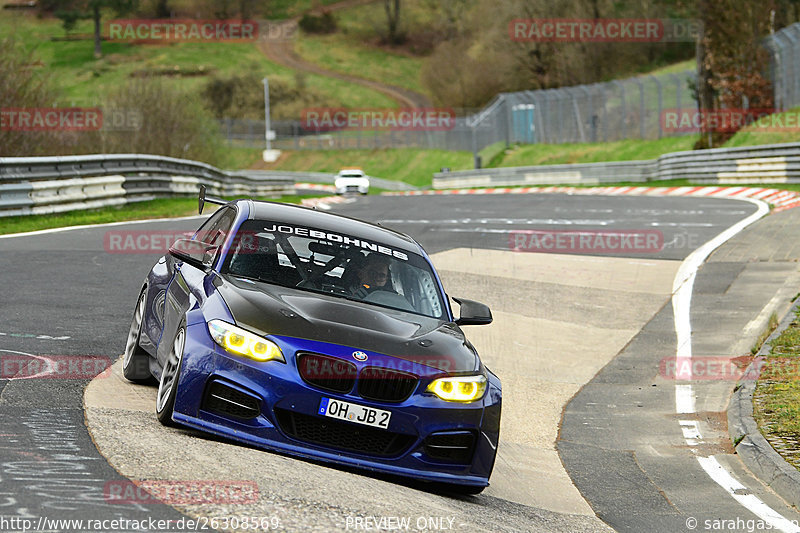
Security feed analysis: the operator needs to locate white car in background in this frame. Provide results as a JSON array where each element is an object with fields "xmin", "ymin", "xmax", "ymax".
[{"xmin": 334, "ymin": 168, "xmax": 370, "ymax": 195}]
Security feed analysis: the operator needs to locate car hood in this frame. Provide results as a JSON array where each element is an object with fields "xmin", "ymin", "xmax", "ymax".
[{"xmin": 214, "ymin": 275, "xmax": 478, "ymax": 373}]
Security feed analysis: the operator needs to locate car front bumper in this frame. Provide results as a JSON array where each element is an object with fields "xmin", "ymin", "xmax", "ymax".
[{"xmin": 172, "ymin": 323, "xmax": 501, "ymax": 488}]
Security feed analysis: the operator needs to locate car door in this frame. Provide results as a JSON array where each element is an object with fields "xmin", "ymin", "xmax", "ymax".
[{"xmin": 156, "ymin": 206, "xmax": 237, "ymax": 368}]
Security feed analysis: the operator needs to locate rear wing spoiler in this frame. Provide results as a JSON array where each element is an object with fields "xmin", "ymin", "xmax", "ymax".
[{"xmin": 198, "ymin": 185, "xmax": 227, "ymax": 214}]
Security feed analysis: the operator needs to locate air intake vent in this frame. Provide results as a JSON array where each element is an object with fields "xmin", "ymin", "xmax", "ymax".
[
  {"xmin": 202, "ymin": 381, "xmax": 261, "ymax": 420},
  {"xmin": 275, "ymin": 408, "xmax": 415, "ymax": 457},
  {"xmin": 424, "ymin": 430, "xmax": 476, "ymax": 463}
]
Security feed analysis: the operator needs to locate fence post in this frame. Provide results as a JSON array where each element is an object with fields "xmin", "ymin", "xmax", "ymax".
[
  {"xmin": 652, "ymin": 75, "xmax": 663, "ymax": 139},
  {"xmin": 557, "ymin": 89, "xmax": 565, "ymax": 143},
  {"xmin": 528, "ymin": 91, "xmax": 544, "ymax": 145},
  {"xmin": 505, "ymin": 96, "xmax": 512, "ymax": 147},
  {"xmin": 778, "ymin": 31, "xmax": 796, "ymax": 110},
  {"xmin": 613, "ymin": 81, "xmax": 626, "ymax": 141},
  {"xmin": 577, "ymin": 85, "xmax": 591, "ymax": 143},
  {"xmin": 765, "ymin": 35, "xmax": 783, "ymax": 111},
  {"xmin": 633, "ymin": 78, "xmax": 645, "ymax": 139}
]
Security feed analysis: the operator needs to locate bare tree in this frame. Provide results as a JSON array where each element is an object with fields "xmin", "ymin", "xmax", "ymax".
[
  {"xmin": 384, "ymin": 0, "xmax": 403, "ymax": 44},
  {"xmin": 0, "ymin": 37, "xmax": 62, "ymax": 156},
  {"xmin": 695, "ymin": 0, "xmax": 774, "ymax": 147},
  {"xmin": 55, "ymin": 0, "xmax": 137, "ymax": 58}
]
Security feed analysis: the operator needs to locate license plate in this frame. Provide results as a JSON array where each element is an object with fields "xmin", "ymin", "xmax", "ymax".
[{"xmin": 318, "ymin": 397, "xmax": 391, "ymax": 429}]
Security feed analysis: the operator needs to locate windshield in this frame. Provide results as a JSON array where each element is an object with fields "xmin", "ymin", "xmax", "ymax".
[{"xmin": 221, "ymin": 220, "xmax": 446, "ymax": 320}]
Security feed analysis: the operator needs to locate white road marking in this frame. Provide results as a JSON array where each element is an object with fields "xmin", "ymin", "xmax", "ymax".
[
  {"xmin": 0, "ymin": 215, "xmax": 205, "ymax": 239},
  {"xmin": 0, "ymin": 331, "xmax": 70, "ymax": 341},
  {"xmin": 698, "ymin": 456, "xmax": 800, "ymax": 532},
  {"xmin": 741, "ymin": 291, "xmax": 786, "ymax": 340},
  {"xmin": 649, "ymin": 222, "xmax": 715, "ymax": 227},
  {"xmin": 679, "ymin": 420, "xmax": 703, "ymax": 446},
  {"xmin": 0, "ymin": 349, "xmax": 54, "ymax": 380},
  {"xmin": 675, "ymin": 384, "xmax": 696, "ymax": 414},
  {"xmin": 670, "ymin": 197, "xmax": 800, "ymax": 530},
  {"xmin": 379, "ymin": 218, "xmax": 615, "ymax": 225}
]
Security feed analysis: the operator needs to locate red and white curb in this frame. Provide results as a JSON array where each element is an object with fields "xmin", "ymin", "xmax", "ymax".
[
  {"xmin": 296, "ymin": 183, "xmax": 336, "ymax": 193},
  {"xmin": 385, "ymin": 186, "xmax": 800, "ymax": 212},
  {"xmin": 301, "ymin": 195, "xmax": 350, "ymax": 210}
]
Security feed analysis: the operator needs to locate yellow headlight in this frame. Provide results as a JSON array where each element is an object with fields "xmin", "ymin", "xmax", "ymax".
[
  {"xmin": 208, "ymin": 320, "xmax": 285, "ymax": 363},
  {"xmin": 427, "ymin": 375, "xmax": 487, "ymax": 402}
]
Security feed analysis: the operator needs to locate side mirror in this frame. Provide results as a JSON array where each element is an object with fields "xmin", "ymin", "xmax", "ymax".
[
  {"xmin": 168, "ymin": 239, "xmax": 218, "ymax": 270},
  {"xmin": 452, "ymin": 297, "xmax": 493, "ymax": 326}
]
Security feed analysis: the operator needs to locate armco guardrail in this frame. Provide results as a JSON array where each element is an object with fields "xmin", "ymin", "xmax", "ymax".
[
  {"xmin": 433, "ymin": 142, "xmax": 800, "ymax": 189},
  {"xmin": 0, "ymin": 154, "xmax": 297, "ymax": 217},
  {"xmin": 433, "ymin": 160, "xmax": 656, "ymax": 188}
]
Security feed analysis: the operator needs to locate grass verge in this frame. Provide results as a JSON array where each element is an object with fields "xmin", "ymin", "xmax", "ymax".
[
  {"xmin": 0, "ymin": 194, "xmax": 325, "ymax": 236},
  {"xmin": 723, "ymin": 106, "xmax": 800, "ymax": 147},
  {"xmin": 495, "ymin": 136, "xmax": 699, "ymax": 167},
  {"xmin": 753, "ymin": 302, "xmax": 800, "ymax": 469},
  {"xmin": 752, "ymin": 312, "xmax": 781, "ymax": 355},
  {"xmin": 293, "ymin": 0, "xmax": 432, "ymax": 98},
  {"xmin": 0, "ymin": 12, "xmax": 395, "ymax": 111},
  {"xmin": 260, "ymin": 148, "xmax": 474, "ymax": 187}
]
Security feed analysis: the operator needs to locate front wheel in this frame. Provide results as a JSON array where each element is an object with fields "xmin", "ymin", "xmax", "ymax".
[
  {"xmin": 156, "ymin": 326, "xmax": 185, "ymax": 426},
  {"xmin": 122, "ymin": 289, "xmax": 154, "ymax": 383}
]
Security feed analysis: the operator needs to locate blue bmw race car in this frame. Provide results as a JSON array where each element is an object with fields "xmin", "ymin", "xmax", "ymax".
[{"xmin": 122, "ymin": 188, "xmax": 501, "ymax": 493}]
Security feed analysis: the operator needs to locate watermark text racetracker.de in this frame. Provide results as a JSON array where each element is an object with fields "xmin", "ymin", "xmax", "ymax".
[
  {"xmin": 509, "ymin": 229, "xmax": 663, "ymax": 254},
  {"xmin": 662, "ymin": 108, "xmax": 800, "ymax": 133},
  {"xmin": 104, "ymin": 480, "xmax": 258, "ymax": 505},
  {"xmin": 0, "ymin": 515, "xmax": 281, "ymax": 532},
  {"xmin": 1, "ymin": 355, "xmax": 110, "ymax": 380},
  {"xmin": 1, "ymin": 107, "xmax": 142, "ymax": 132},
  {"xmin": 302, "ymin": 108, "xmax": 456, "ymax": 132},
  {"xmin": 104, "ymin": 230, "xmax": 193, "ymax": 254},
  {"xmin": 103, "ymin": 230, "xmax": 270, "ymax": 254},
  {"xmin": 1, "ymin": 108, "xmax": 101, "ymax": 131},
  {"xmin": 661, "ymin": 356, "xmax": 800, "ymax": 381},
  {"xmin": 509, "ymin": 18, "xmax": 701, "ymax": 42},
  {"xmin": 106, "ymin": 19, "xmax": 258, "ymax": 42}
]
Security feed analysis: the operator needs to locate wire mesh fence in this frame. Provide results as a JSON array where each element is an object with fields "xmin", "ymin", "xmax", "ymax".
[
  {"xmin": 766, "ymin": 23, "xmax": 800, "ymax": 111},
  {"xmin": 223, "ymin": 22, "xmax": 800, "ymax": 154}
]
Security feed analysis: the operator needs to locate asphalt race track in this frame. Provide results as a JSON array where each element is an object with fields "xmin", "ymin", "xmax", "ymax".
[{"xmin": 2, "ymin": 192, "xmax": 800, "ymax": 532}]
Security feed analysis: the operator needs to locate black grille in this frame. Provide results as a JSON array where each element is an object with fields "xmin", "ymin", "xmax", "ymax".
[
  {"xmin": 424, "ymin": 431, "xmax": 477, "ymax": 463},
  {"xmin": 202, "ymin": 381, "xmax": 261, "ymax": 420},
  {"xmin": 297, "ymin": 353, "xmax": 357, "ymax": 393},
  {"xmin": 275, "ymin": 408, "xmax": 415, "ymax": 457},
  {"xmin": 358, "ymin": 367, "xmax": 418, "ymax": 403}
]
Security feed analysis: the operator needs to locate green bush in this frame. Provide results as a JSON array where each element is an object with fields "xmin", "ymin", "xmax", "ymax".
[
  {"xmin": 84, "ymin": 76, "xmax": 226, "ymax": 166},
  {"xmin": 202, "ymin": 73, "xmax": 338, "ymax": 120}
]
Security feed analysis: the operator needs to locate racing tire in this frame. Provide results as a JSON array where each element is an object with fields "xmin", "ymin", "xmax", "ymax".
[
  {"xmin": 122, "ymin": 289, "xmax": 155, "ymax": 383},
  {"xmin": 156, "ymin": 324, "xmax": 186, "ymax": 426}
]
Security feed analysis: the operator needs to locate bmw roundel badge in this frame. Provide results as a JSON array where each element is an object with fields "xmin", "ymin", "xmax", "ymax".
[{"xmin": 352, "ymin": 351, "xmax": 368, "ymax": 361}]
